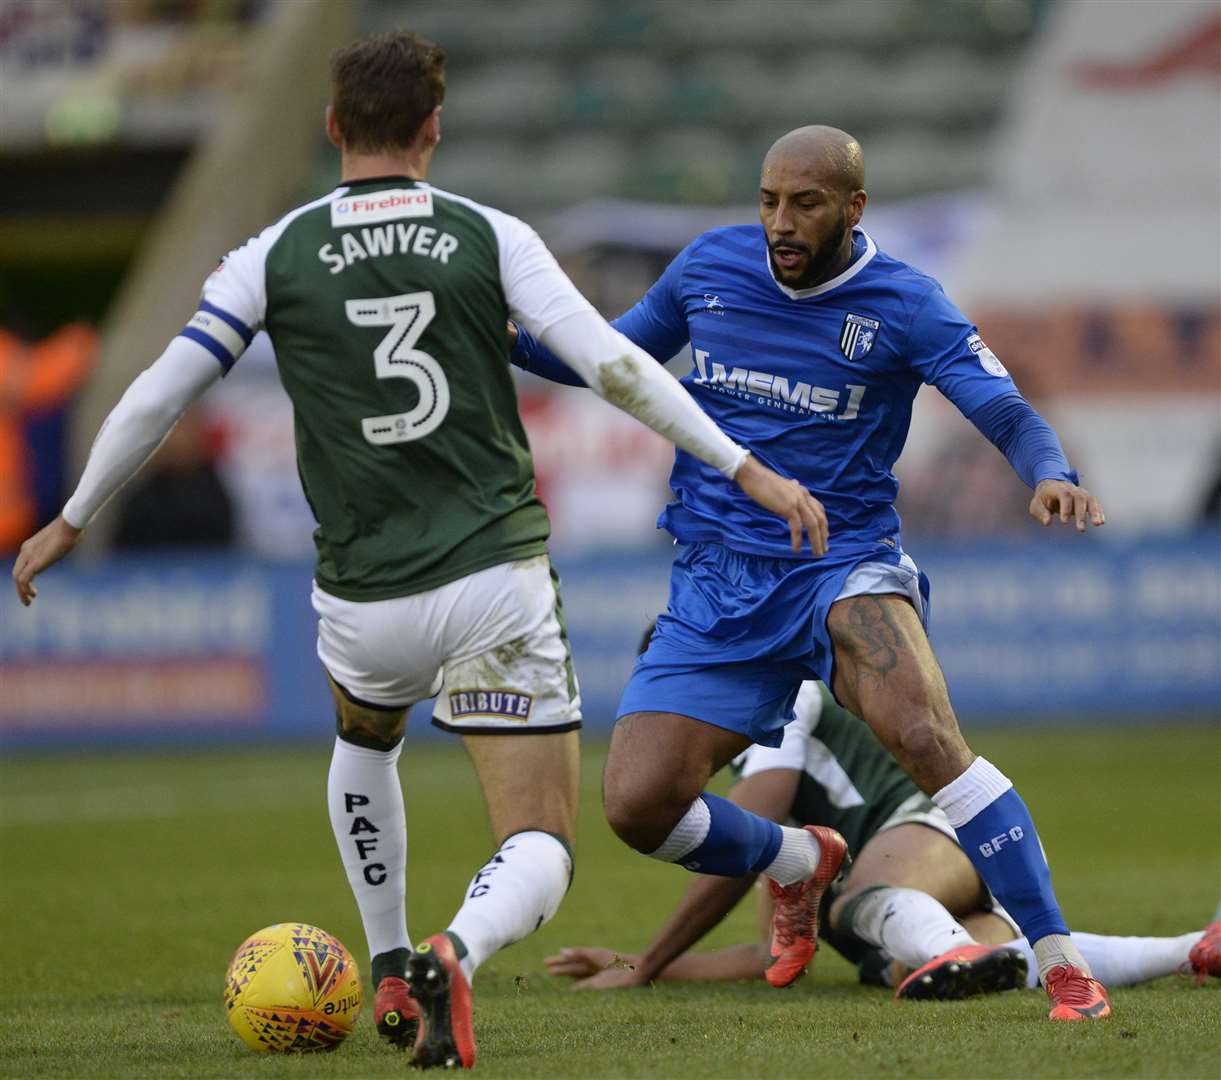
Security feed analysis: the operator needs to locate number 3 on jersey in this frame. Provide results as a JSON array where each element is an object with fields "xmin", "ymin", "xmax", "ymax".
[{"xmin": 346, "ymin": 291, "xmax": 449, "ymax": 445}]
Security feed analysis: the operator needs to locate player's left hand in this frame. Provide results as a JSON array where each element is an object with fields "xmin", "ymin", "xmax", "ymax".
[
  {"xmin": 12, "ymin": 515, "xmax": 82, "ymax": 606},
  {"xmin": 545, "ymin": 947, "xmax": 646, "ymax": 988},
  {"xmin": 1029, "ymin": 479, "xmax": 1105, "ymax": 533},
  {"xmin": 734, "ymin": 454, "xmax": 828, "ymax": 555}
]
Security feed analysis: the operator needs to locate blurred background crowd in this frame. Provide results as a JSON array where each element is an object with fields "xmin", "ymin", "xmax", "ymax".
[{"xmin": 1, "ymin": 0, "xmax": 1217, "ymax": 744}]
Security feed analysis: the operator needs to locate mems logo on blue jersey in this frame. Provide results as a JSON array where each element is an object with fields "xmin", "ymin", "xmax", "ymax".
[{"xmin": 839, "ymin": 313, "xmax": 880, "ymax": 361}]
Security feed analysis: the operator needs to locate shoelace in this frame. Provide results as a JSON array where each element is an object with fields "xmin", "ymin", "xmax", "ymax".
[
  {"xmin": 1045, "ymin": 966, "xmax": 1099, "ymax": 1006},
  {"xmin": 771, "ymin": 884, "xmax": 816, "ymax": 948}
]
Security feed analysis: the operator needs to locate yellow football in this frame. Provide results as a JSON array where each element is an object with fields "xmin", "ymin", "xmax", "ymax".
[{"xmin": 223, "ymin": 923, "xmax": 362, "ymax": 1052}]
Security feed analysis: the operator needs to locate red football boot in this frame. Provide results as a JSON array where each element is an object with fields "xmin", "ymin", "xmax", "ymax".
[
  {"xmin": 1187, "ymin": 919, "xmax": 1221, "ymax": 985},
  {"xmin": 408, "ymin": 933, "xmax": 476, "ymax": 1069},
  {"xmin": 374, "ymin": 975, "xmax": 421, "ymax": 1047},
  {"xmin": 896, "ymin": 943, "xmax": 1028, "ymax": 1000},
  {"xmin": 765, "ymin": 826, "xmax": 850, "ymax": 988},
  {"xmin": 1045, "ymin": 963, "xmax": 1112, "ymax": 1021}
]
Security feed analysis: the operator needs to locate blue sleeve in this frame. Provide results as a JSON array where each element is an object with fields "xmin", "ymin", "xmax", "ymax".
[
  {"xmin": 966, "ymin": 392, "xmax": 1078, "ymax": 489},
  {"xmin": 607, "ymin": 245, "xmax": 692, "ymax": 361},
  {"xmin": 510, "ymin": 321, "xmax": 588, "ymax": 386},
  {"xmin": 905, "ymin": 285, "xmax": 1017, "ymax": 414},
  {"xmin": 907, "ymin": 285, "xmax": 1078, "ymax": 488},
  {"xmin": 510, "ymin": 244, "xmax": 693, "ymax": 386}
]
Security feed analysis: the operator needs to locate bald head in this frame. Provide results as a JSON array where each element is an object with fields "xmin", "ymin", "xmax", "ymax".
[
  {"xmin": 763, "ymin": 126, "xmax": 865, "ymax": 194},
  {"xmin": 758, "ymin": 126, "xmax": 867, "ymax": 290}
]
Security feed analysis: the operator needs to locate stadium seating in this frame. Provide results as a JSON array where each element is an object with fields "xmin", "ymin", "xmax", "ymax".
[{"xmin": 361, "ymin": 0, "xmax": 1040, "ymax": 213}]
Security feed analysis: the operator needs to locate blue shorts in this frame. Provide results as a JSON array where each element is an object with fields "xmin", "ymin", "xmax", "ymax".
[{"xmin": 617, "ymin": 541, "xmax": 929, "ymax": 747}]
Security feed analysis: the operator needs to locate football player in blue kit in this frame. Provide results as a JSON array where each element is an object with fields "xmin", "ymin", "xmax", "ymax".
[{"xmin": 511, "ymin": 126, "xmax": 1110, "ymax": 1020}]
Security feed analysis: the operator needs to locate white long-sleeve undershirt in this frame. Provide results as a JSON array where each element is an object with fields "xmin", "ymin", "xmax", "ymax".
[
  {"xmin": 61, "ymin": 316, "xmax": 746, "ymax": 532},
  {"xmin": 536, "ymin": 310, "xmax": 747, "ymax": 480},
  {"xmin": 62, "ymin": 337, "xmax": 222, "ymax": 528}
]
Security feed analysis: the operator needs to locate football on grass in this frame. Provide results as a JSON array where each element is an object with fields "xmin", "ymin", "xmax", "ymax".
[{"xmin": 223, "ymin": 922, "xmax": 362, "ymax": 1052}]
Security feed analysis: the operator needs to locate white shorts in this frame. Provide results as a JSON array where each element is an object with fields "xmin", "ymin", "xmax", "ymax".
[
  {"xmin": 312, "ymin": 554, "xmax": 582, "ymax": 735},
  {"xmin": 876, "ymin": 792, "xmax": 1021, "ymax": 937},
  {"xmin": 835, "ymin": 552, "xmax": 925, "ymax": 619}
]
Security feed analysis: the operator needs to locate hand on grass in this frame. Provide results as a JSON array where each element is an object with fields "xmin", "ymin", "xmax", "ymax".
[{"xmin": 544, "ymin": 947, "xmax": 647, "ymax": 989}]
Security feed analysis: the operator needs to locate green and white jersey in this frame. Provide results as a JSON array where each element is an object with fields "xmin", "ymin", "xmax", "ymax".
[
  {"xmin": 733, "ymin": 684, "xmax": 921, "ymax": 857},
  {"xmin": 185, "ymin": 178, "xmax": 595, "ymax": 601}
]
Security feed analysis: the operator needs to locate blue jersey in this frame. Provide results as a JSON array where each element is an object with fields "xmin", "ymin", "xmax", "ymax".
[{"xmin": 608, "ymin": 225, "xmax": 1024, "ymax": 558}]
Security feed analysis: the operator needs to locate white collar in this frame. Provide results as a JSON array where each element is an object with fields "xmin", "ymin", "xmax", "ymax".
[{"xmin": 765, "ymin": 228, "xmax": 877, "ymax": 300}]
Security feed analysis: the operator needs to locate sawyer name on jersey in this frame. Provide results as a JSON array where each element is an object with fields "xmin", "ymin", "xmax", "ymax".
[
  {"xmin": 183, "ymin": 178, "xmax": 567, "ymax": 601},
  {"xmin": 318, "ymin": 222, "xmax": 460, "ymax": 274}
]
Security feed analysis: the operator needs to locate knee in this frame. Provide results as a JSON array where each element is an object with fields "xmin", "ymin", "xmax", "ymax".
[{"xmin": 602, "ymin": 768, "xmax": 692, "ymax": 854}]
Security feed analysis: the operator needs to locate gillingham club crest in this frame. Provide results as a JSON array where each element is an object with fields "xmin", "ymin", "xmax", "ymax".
[{"xmin": 839, "ymin": 313, "xmax": 880, "ymax": 361}]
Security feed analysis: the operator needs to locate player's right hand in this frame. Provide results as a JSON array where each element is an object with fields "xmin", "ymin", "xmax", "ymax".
[
  {"xmin": 12, "ymin": 515, "xmax": 82, "ymax": 606},
  {"xmin": 733, "ymin": 454, "xmax": 828, "ymax": 556},
  {"xmin": 545, "ymin": 947, "xmax": 646, "ymax": 989}
]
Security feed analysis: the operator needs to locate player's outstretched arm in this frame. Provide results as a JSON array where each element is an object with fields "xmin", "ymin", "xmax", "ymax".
[
  {"xmin": 965, "ymin": 394, "xmax": 1105, "ymax": 533},
  {"xmin": 908, "ymin": 288, "xmax": 1105, "ymax": 535},
  {"xmin": 546, "ymin": 940, "xmax": 768, "ymax": 987},
  {"xmin": 545, "ymin": 768, "xmax": 803, "ymax": 989},
  {"xmin": 11, "ymin": 336, "xmax": 224, "ymax": 606},
  {"xmin": 544, "ymin": 871, "xmax": 760, "ymax": 990},
  {"xmin": 537, "ymin": 314, "xmax": 828, "ymax": 555}
]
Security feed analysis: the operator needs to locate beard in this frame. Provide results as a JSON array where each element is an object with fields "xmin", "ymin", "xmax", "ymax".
[{"xmin": 768, "ymin": 213, "xmax": 851, "ymax": 290}]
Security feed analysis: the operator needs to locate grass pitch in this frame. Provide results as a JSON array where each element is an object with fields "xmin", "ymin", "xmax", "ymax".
[{"xmin": 1, "ymin": 726, "xmax": 1218, "ymax": 1079}]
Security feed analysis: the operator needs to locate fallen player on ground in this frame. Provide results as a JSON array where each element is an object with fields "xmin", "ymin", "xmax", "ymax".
[{"xmin": 547, "ymin": 681, "xmax": 1220, "ymax": 998}]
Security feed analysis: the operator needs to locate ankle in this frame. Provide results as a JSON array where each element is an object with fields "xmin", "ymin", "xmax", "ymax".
[{"xmin": 372, "ymin": 947, "xmax": 411, "ymax": 986}]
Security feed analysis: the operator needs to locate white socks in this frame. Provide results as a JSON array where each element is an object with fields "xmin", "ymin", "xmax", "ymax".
[
  {"xmin": 448, "ymin": 831, "xmax": 573, "ymax": 984},
  {"xmin": 328, "ymin": 740, "xmax": 572, "ymax": 988},
  {"xmin": 327, "ymin": 736, "xmax": 411, "ymax": 968},
  {"xmin": 1032, "ymin": 933, "xmax": 1092, "ymax": 981},
  {"xmin": 932, "ymin": 756, "xmax": 1013, "ymax": 828},
  {"xmin": 763, "ymin": 827, "xmax": 824, "ymax": 887},
  {"xmin": 845, "ymin": 886, "xmax": 975, "ymax": 969},
  {"xmin": 1011, "ymin": 931, "xmax": 1203, "ymax": 988},
  {"xmin": 648, "ymin": 799, "xmax": 710, "ymax": 863}
]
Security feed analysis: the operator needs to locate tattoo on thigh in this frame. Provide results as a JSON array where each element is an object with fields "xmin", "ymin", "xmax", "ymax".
[{"xmin": 838, "ymin": 596, "xmax": 906, "ymax": 682}]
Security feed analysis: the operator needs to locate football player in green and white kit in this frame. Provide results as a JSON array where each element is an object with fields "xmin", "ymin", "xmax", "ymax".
[
  {"xmin": 11, "ymin": 31, "xmax": 826, "ymax": 1071},
  {"xmin": 548, "ymin": 677, "xmax": 1218, "ymax": 996}
]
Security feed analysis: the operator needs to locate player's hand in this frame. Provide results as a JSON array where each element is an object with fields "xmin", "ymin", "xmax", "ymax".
[
  {"xmin": 545, "ymin": 947, "xmax": 646, "ymax": 988},
  {"xmin": 12, "ymin": 515, "xmax": 82, "ymax": 606},
  {"xmin": 733, "ymin": 454, "xmax": 828, "ymax": 556},
  {"xmin": 506, "ymin": 319, "xmax": 519, "ymax": 348},
  {"xmin": 1029, "ymin": 479, "xmax": 1105, "ymax": 533},
  {"xmin": 571, "ymin": 966, "xmax": 649, "ymax": 990}
]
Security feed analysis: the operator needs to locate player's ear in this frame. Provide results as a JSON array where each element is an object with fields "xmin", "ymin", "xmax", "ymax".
[
  {"xmin": 423, "ymin": 106, "xmax": 442, "ymax": 149},
  {"xmin": 325, "ymin": 105, "xmax": 343, "ymax": 150},
  {"xmin": 848, "ymin": 189, "xmax": 867, "ymax": 228}
]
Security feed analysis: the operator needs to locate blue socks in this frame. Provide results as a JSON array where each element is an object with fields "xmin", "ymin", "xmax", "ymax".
[
  {"xmin": 648, "ymin": 792, "xmax": 782, "ymax": 877},
  {"xmin": 934, "ymin": 758, "xmax": 1070, "ymax": 944}
]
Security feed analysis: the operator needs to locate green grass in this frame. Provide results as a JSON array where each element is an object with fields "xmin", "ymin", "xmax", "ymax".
[{"xmin": 1, "ymin": 727, "xmax": 1218, "ymax": 1078}]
